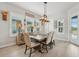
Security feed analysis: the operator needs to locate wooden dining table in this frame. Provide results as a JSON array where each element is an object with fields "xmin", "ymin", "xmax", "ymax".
[
  {"xmin": 29, "ymin": 34, "xmax": 48, "ymax": 53},
  {"xmin": 29, "ymin": 34, "xmax": 47, "ymax": 42}
]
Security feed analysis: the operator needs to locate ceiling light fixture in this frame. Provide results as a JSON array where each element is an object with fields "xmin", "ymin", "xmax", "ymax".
[{"xmin": 40, "ymin": 2, "xmax": 49, "ymax": 24}]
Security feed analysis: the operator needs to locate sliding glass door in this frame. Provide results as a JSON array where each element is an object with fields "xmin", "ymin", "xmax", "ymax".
[{"xmin": 70, "ymin": 16, "xmax": 79, "ymax": 45}]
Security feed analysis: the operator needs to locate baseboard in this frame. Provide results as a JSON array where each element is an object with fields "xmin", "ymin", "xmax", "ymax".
[
  {"xmin": 56, "ymin": 38, "xmax": 79, "ymax": 47},
  {"xmin": 55, "ymin": 37, "xmax": 69, "ymax": 42},
  {"xmin": 69, "ymin": 41, "xmax": 79, "ymax": 47},
  {"xmin": 0, "ymin": 42, "xmax": 16, "ymax": 48}
]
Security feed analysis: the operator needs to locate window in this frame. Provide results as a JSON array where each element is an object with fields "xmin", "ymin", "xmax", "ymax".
[
  {"xmin": 26, "ymin": 16, "xmax": 40, "ymax": 33},
  {"xmin": 58, "ymin": 21, "xmax": 63, "ymax": 33},
  {"xmin": 71, "ymin": 16, "xmax": 78, "ymax": 40}
]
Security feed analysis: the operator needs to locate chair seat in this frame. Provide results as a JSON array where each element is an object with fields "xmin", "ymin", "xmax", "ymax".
[
  {"xmin": 42, "ymin": 41, "xmax": 48, "ymax": 45},
  {"xmin": 30, "ymin": 42, "xmax": 40, "ymax": 48}
]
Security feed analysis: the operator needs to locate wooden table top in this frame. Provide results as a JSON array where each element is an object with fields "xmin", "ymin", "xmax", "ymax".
[{"xmin": 30, "ymin": 35, "xmax": 47, "ymax": 41}]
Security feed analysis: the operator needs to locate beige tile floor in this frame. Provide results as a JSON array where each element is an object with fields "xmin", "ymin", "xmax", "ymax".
[{"xmin": 0, "ymin": 40, "xmax": 79, "ymax": 57}]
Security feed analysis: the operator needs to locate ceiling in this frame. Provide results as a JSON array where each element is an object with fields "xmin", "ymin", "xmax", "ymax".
[{"xmin": 11, "ymin": 2, "xmax": 79, "ymax": 18}]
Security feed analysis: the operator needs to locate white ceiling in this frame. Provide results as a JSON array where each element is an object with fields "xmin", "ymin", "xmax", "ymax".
[{"xmin": 11, "ymin": 2, "xmax": 79, "ymax": 18}]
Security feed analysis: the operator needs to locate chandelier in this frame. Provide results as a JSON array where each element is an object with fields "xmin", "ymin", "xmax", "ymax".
[{"xmin": 40, "ymin": 2, "xmax": 49, "ymax": 23}]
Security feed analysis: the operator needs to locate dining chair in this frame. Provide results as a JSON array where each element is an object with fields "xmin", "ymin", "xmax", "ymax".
[
  {"xmin": 23, "ymin": 33, "xmax": 40, "ymax": 57},
  {"xmin": 52, "ymin": 32, "xmax": 55, "ymax": 46},
  {"xmin": 41, "ymin": 31, "xmax": 55, "ymax": 52},
  {"xmin": 48, "ymin": 32, "xmax": 55, "ymax": 48},
  {"xmin": 16, "ymin": 33, "xmax": 25, "ymax": 45}
]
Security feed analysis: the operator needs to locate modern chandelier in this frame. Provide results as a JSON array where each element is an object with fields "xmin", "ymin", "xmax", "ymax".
[{"xmin": 40, "ymin": 2, "xmax": 49, "ymax": 23}]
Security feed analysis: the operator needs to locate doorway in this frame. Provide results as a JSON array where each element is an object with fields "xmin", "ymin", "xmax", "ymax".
[{"xmin": 70, "ymin": 16, "xmax": 79, "ymax": 45}]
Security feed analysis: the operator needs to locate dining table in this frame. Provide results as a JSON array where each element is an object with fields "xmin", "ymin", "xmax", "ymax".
[
  {"xmin": 29, "ymin": 34, "xmax": 48, "ymax": 53},
  {"xmin": 29, "ymin": 34, "xmax": 47, "ymax": 42}
]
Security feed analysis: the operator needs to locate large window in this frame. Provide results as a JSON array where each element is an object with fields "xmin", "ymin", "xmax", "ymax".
[
  {"xmin": 71, "ymin": 16, "xmax": 78, "ymax": 33},
  {"xmin": 71, "ymin": 16, "xmax": 78, "ymax": 39},
  {"xmin": 26, "ymin": 16, "xmax": 40, "ymax": 33},
  {"xmin": 34, "ymin": 20, "xmax": 40, "ymax": 32}
]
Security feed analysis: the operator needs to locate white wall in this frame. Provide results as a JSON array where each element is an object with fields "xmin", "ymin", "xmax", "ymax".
[
  {"xmin": 0, "ymin": 2, "xmax": 26, "ymax": 48},
  {"xmin": 48, "ymin": 19, "xmax": 54, "ymax": 32}
]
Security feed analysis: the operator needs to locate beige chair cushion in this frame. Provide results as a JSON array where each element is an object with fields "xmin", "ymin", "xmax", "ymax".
[
  {"xmin": 46, "ymin": 32, "xmax": 53, "ymax": 44},
  {"xmin": 23, "ymin": 33, "xmax": 40, "ymax": 48},
  {"xmin": 23, "ymin": 33, "xmax": 31, "ymax": 47},
  {"xmin": 51, "ymin": 32, "xmax": 54, "ymax": 41},
  {"xmin": 30, "ymin": 42, "xmax": 40, "ymax": 48}
]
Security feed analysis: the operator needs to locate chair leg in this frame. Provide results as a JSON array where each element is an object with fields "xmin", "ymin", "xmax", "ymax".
[
  {"xmin": 50, "ymin": 44, "xmax": 53, "ymax": 49},
  {"xmin": 50, "ymin": 41, "xmax": 53, "ymax": 49},
  {"xmin": 41, "ymin": 44, "xmax": 44, "ymax": 50},
  {"xmin": 53, "ymin": 40, "xmax": 55, "ymax": 45},
  {"xmin": 29, "ymin": 48, "xmax": 32, "ymax": 57},
  {"xmin": 46, "ymin": 45, "xmax": 48, "ymax": 53},
  {"xmin": 24, "ymin": 45, "xmax": 27, "ymax": 54}
]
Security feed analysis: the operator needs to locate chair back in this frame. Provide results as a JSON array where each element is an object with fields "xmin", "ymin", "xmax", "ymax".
[
  {"xmin": 23, "ymin": 33, "xmax": 31, "ymax": 47},
  {"xmin": 51, "ymin": 32, "xmax": 54, "ymax": 41},
  {"xmin": 46, "ymin": 32, "xmax": 52, "ymax": 44}
]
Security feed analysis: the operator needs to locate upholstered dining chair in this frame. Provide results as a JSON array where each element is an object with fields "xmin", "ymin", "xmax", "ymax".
[
  {"xmin": 23, "ymin": 33, "xmax": 40, "ymax": 57},
  {"xmin": 41, "ymin": 31, "xmax": 55, "ymax": 52},
  {"xmin": 48, "ymin": 32, "xmax": 55, "ymax": 48}
]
